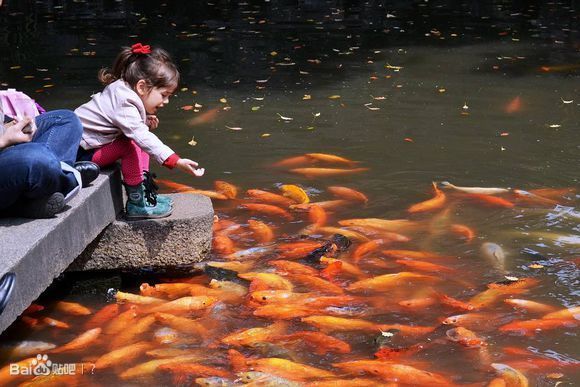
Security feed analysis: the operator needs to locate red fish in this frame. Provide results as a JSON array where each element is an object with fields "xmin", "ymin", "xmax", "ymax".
[
  {"xmin": 450, "ymin": 224, "xmax": 475, "ymax": 242},
  {"xmin": 499, "ymin": 318, "xmax": 578, "ymax": 335},
  {"xmin": 408, "ymin": 182, "xmax": 446, "ymax": 213},
  {"xmin": 504, "ymin": 96, "xmax": 522, "ymax": 113},
  {"xmin": 240, "ymin": 203, "xmax": 293, "ymax": 220},
  {"xmin": 464, "ymin": 193, "xmax": 514, "ymax": 208},
  {"xmin": 188, "ymin": 107, "xmax": 220, "ymax": 126}
]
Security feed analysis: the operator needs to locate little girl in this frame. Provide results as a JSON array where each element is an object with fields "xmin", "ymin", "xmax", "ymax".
[{"xmin": 75, "ymin": 43, "xmax": 204, "ymax": 219}]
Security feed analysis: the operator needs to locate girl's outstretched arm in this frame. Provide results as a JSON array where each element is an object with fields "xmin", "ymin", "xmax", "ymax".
[{"xmin": 176, "ymin": 158, "xmax": 205, "ymax": 177}]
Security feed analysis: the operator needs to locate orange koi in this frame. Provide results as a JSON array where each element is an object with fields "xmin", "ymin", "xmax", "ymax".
[
  {"xmin": 147, "ymin": 296, "xmax": 218, "ymax": 314},
  {"xmin": 95, "ymin": 341, "xmax": 153, "ymax": 369},
  {"xmin": 308, "ymin": 205, "xmax": 328, "ymax": 227},
  {"xmin": 54, "ymin": 301, "xmax": 91, "ymax": 316},
  {"xmin": 333, "ymin": 360, "xmax": 451, "ymax": 385},
  {"xmin": 320, "ymin": 257, "xmax": 367, "ymax": 279},
  {"xmin": 528, "ymin": 187, "xmax": 576, "ymax": 199},
  {"xmin": 305, "ymin": 153, "xmax": 358, "ymax": 166},
  {"xmin": 23, "ymin": 303, "xmax": 44, "ymax": 315},
  {"xmin": 159, "ymin": 363, "xmax": 231, "ymax": 378},
  {"xmin": 469, "ymin": 288, "xmax": 509, "ymax": 309},
  {"xmin": 269, "ymin": 260, "xmax": 319, "ymax": 276},
  {"xmin": 442, "ymin": 313, "xmax": 495, "ymax": 329},
  {"xmin": 205, "ymin": 261, "xmax": 255, "ymax": 274},
  {"xmin": 109, "ymin": 315, "xmax": 156, "ymax": 349},
  {"xmin": 490, "ymin": 363, "xmax": 529, "ymax": 387},
  {"xmin": 541, "ymin": 305, "xmax": 580, "ymax": 320},
  {"xmin": 272, "ymin": 331, "xmax": 351, "ymax": 354},
  {"xmin": 188, "ymin": 107, "xmax": 220, "ymax": 126},
  {"xmin": 214, "ymin": 180, "xmax": 238, "ymax": 199},
  {"xmin": 348, "ymin": 272, "xmax": 439, "ymax": 292},
  {"xmin": 504, "ymin": 96, "xmax": 522, "ymax": 113},
  {"xmin": 377, "ymin": 324, "xmax": 436, "ymax": 336},
  {"xmin": 247, "ymin": 219, "xmax": 275, "ymax": 243},
  {"xmin": 339, "ymin": 218, "xmax": 423, "ymax": 233},
  {"xmin": 512, "ymin": 189, "xmax": 559, "ymax": 206},
  {"xmin": 40, "ymin": 317, "xmax": 70, "ymax": 329},
  {"xmin": 182, "ymin": 188, "xmax": 229, "ymax": 200},
  {"xmin": 115, "ymin": 290, "xmax": 164, "ymax": 305},
  {"xmin": 320, "ymin": 260, "xmax": 343, "ymax": 282},
  {"xmin": 119, "ymin": 354, "xmax": 207, "ymax": 379},
  {"xmin": 246, "ymin": 189, "xmax": 295, "ymax": 207},
  {"xmin": 20, "ymin": 316, "xmax": 40, "ymax": 328},
  {"xmin": 140, "ymin": 282, "xmax": 162, "ymax": 298},
  {"xmin": 301, "ymin": 316, "xmax": 381, "ymax": 332},
  {"xmin": 290, "ymin": 199, "xmax": 349, "ymax": 211},
  {"xmin": 353, "ymin": 239, "xmax": 386, "ymax": 262},
  {"xmin": 156, "ymin": 178, "xmax": 196, "ymax": 192},
  {"xmin": 464, "ymin": 193, "xmax": 515, "ymax": 208},
  {"xmin": 253, "ymin": 304, "xmax": 321, "ymax": 320},
  {"xmin": 221, "ymin": 321, "xmax": 287, "ymax": 347},
  {"xmin": 51, "ymin": 328, "xmax": 101, "ymax": 353},
  {"xmin": 290, "ymin": 167, "xmax": 369, "ymax": 178},
  {"xmin": 212, "ymin": 234, "xmax": 236, "ymax": 255},
  {"xmin": 246, "ymin": 357, "xmax": 336, "ymax": 381},
  {"xmin": 0, "ymin": 357, "xmax": 35, "ymax": 385},
  {"xmin": 399, "ymin": 297, "xmax": 437, "ymax": 309},
  {"xmin": 154, "ymin": 313, "xmax": 209, "ymax": 337},
  {"xmin": 153, "ymin": 283, "xmax": 205, "ymax": 299},
  {"xmin": 438, "ymin": 293, "xmax": 475, "ymax": 311},
  {"xmin": 284, "ymin": 273, "xmax": 345, "ymax": 294},
  {"xmin": 104, "ymin": 305, "xmax": 138, "ymax": 334},
  {"xmin": 446, "ymin": 327, "xmax": 486, "ymax": 347},
  {"xmin": 382, "ymin": 249, "xmax": 450, "ymax": 260},
  {"xmin": 275, "ymin": 241, "xmax": 324, "ymax": 259},
  {"xmin": 309, "ymin": 378, "xmax": 391, "ymax": 387},
  {"xmin": 316, "ymin": 226, "xmax": 370, "ymax": 242},
  {"xmin": 408, "ymin": 182, "xmax": 446, "ymax": 213},
  {"xmin": 450, "ymin": 224, "xmax": 475, "ymax": 242},
  {"xmin": 499, "ymin": 318, "xmax": 578, "ymax": 335},
  {"xmin": 239, "ymin": 272, "xmax": 294, "ymax": 291},
  {"xmin": 488, "ymin": 278, "xmax": 540, "ymax": 291},
  {"xmin": 240, "ymin": 203, "xmax": 293, "ymax": 220},
  {"xmin": 146, "ymin": 348, "xmax": 199, "ymax": 358},
  {"xmin": 271, "ymin": 155, "xmax": 313, "ymax": 168},
  {"xmin": 374, "ymin": 343, "xmax": 427, "ymax": 360},
  {"xmin": 504, "ymin": 299, "xmax": 557, "ymax": 314},
  {"xmin": 327, "ymin": 186, "xmax": 368, "ymax": 203},
  {"xmin": 396, "ymin": 259, "xmax": 456, "ymax": 273},
  {"xmin": 280, "ymin": 184, "xmax": 309, "ymax": 204}
]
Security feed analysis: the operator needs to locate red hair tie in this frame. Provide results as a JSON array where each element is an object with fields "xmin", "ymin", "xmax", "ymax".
[{"xmin": 131, "ymin": 43, "xmax": 151, "ymax": 55}]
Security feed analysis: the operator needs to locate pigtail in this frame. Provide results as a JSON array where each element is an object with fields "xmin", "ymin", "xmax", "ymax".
[{"xmin": 97, "ymin": 47, "xmax": 135, "ymax": 86}]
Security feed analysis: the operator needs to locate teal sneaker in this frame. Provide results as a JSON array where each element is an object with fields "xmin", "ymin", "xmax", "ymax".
[
  {"xmin": 125, "ymin": 183, "xmax": 173, "ymax": 220},
  {"xmin": 143, "ymin": 171, "xmax": 174, "ymax": 208}
]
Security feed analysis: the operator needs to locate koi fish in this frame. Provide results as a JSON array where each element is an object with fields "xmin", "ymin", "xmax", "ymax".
[
  {"xmin": 253, "ymin": 304, "xmax": 321, "ymax": 320},
  {"xmin": 332, "ymin": 360, "xmax": 451, "ymax": 385},
  {"xmin": 182, "ymin": 189, "xmax": 229, "ymax": 200},
  {"xmin": 239, "ymin": 272, "xmax": 293, "ymax": 291},
  {"xmin": 119, "ymin": 354, "xmax": 207, "ymax": 379},
  {"xmin": 226, "ymin": 246, "xmax": 273, "ymax": 261},
  {"xmin": 269, "ymin": 260, "xmax": 319, "ymax": 276},
  {"xmin": 464, "ymin": 193, "xmax": 515, "ymax": 208},
  {"xmin": 84, "ymin": 304, "xmax": 120, "ymax": 330},
  {"xmin": 240, "ymin": 203, "xmax": 293, "ymax": 220},
  {"xmin": 247, "ymin": 219, "xmax": 275, "ymax": 243},
  {"xmin": 195, "ymin": 376, "xmax": 238, "ymax": 386},
  {"xmin": 275, "ymin": 241, "xmax": 325, "ymax": 260},
  {"xmin": 0, "ymin": 341, "xmax": 56, "ymax": 359},
  {"xmin": 512, "ymin": 189, "xmax": 559, "ymax": 206},
  {"xmin": 305, "ymin": 153, "xmax": 358, "ymax": 166},
  {"xmin": 156, "ymin": 178, "xmax": 196, "ymax": 192},
  {"xmin": 104, "ymin": 305, "xmax": 138, "ymax": 334},
  {"xmin": 271, "ymin": 155, "xmax": 313, "ymax": 168},
  {"xmin": 504, "ymin": 96, "xmax": 522, "ymax": 113},
  {"xmin": 499, "ymin": 318, "xmax": 578, "ymax": 335},
  {"xmin": 439, "ymin": 181, "xmax": 510, "ymax": 195},
  {"xmin": 213, "ymin": 234, "xmax": 236, "ymax": 255},
  {"xmin": 541, "ymin": 305, "xmax": 580, "ymax": 320},
  {"xmin": 155, "ymin": 313, "xmax": 209, "ymax": 337},
  {"xmin": 339, "ymin": 218, "xmax": 422, "ymax": 232},
  {"xmin": 504, "ymin": 299, "xmax": 557, "ymax": 314},
  {"xmin": 348, "ymin": 272, "xmax": 439, "ymax": 292},
  {"xmin": 109, "ymin": 315, "xmax": 156, "ymax": 349},
  {"xmin": 204, "ymin": 261, "xmax": 255, "ymax": 274},
  {"xmin": 114, "ymin": 290, "xmax": 164, "ymax": 305},
  {"xmin": 290, "ymin": 199, "xmax": 349, "ymax": 211},
  {"xmin": 320, "ymin": 257, "xmax": 367, "ymax": 279},
  {"xmin": 159, "ymin": 363, "xmax": 231, "ymax": 379},
  {"xmin": 327, "ymin": 186, "xmax": 368, "ymax": 203},
  {"xmin": 450, "ymin": 224, "xmax": 475, "ymax": 242},
  {"xmin": 290, "ymin": 167, "xmax": 369, "ymax": 178},
  {"xmin": 396, "ymin": 259, "xmax": 456, "ymax": 273},
  {"xmin": 408, "ymin": 182, "xmax": 446, "ymax": 213},
  {"xmin": 95, "ymin": 341, "xmax": 153, "ymax": 369},
  {"xmin": 481, "ymin": 242, "xmax": 506, "ymax": 271},
  {"xmin": 246, "ymin": 189, "xmax": 295, "ymax": 207},
  {"xmin": 284, "ymin": 273, "xmax": 344, "ymax": 295},
  {"xmin": 153, "ymin": 327, "xmax": 179, "ymax": 345},
  {"xmin": 308, "ymin": 205, "xmax": 328, "ymax": 227},
  {"xmin": 0, "ymin": 357, "xmax": 35, "ymax": 386},
  {"xmin": 302, "ymin": 315, "xmax": 381, "ymax": 332},
  {"xmin": 446, "ymin": 327, "xmax": 486, "ymax": 347},
  {"xmin": 280, "ymin": 184, "xmax": 309, "ymax": 204},
  {"xmin": 353, "ymin": 239, "xmax": 386, "ymax": 262},
  {"xmin": 528, "ymin": 187, "xmax": 576, "ymax": 199},
  {"xmin": 490, "ymin": 363, "xmax": 529, "ymax": 387},
  {"xmin": 51, "ymin": 327, "xmax": 101, "ymax": 353},
  {"xmin": 236, "ymin": 371, "xmax": 302, "ymax": 386},
  {"xmin": 245, "ymin": 357, "xmax": 336, "ymax": 381},
  {"xmin": 54, "ymin": 301, "xmax": 92, "ymax": 316},
  {"xmin": 147, "ymin": 296, "xmax": 218, "ymax": 314},
  {"xmin": 214, "ymin": 180, "xmax": 238, "ymax": 199},
  {"xmin": 399, "ymin": 296, "xmax": 437, "ymax": 309},
  {"xmin": 221, "ymin": 321, "xmax": 287, "ymax": 347},
  {"xmin": 382, "ymin": 249, "xmax": 450, "ymax": 260},
  {"xmin": 273, "ymin": 331, "xmax": 352, "ymax": 354},
  {"xmin": 374, "ymin": 343, "xmax": 427, "ymax": 360},
  {"xmin": 188, "ymin": 107, "xmax": 220, "ymax": 126},
  {"xmin": 309, "ymin": 378, "xmax": 390, "ymax": 387}
]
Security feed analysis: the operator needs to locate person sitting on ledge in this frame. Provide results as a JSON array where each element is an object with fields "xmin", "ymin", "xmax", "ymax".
[{"xmin": 0, "ymin": 110, "xmax": 100, "ymax": 219}]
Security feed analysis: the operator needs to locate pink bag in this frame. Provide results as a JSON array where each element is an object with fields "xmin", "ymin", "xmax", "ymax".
[{"xmin": 0, "ymin": 89, "xmax": 45, "ymax": 120}]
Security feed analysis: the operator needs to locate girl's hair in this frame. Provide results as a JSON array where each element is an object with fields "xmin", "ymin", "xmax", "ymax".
[{"xmin": 98, "ymin": 46, "xmax": 179, "ymax": 91}]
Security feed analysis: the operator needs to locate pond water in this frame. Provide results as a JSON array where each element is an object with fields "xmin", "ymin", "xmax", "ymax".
[{"xmin": 0, "ymin": 1, "xmax": 578, "ymax": 385}]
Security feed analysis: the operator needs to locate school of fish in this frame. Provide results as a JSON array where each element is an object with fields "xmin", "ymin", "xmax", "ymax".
[{"xmin": 0, "ymin": 153, "xmax": 578, "ymax": 386}]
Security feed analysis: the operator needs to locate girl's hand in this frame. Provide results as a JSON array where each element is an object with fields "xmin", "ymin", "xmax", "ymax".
[
  {"xmin": 0, "ymin": 117, "xmax": 35, "ymax": 148},
  {"xmin": 146, "ymin": 115, "xmax": 159, "ymax": 130},
  {"xmin": 176, "ymin": 158, "xmax": 205, "ymax": 177}
]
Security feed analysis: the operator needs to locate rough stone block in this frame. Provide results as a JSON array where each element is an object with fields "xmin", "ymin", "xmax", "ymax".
[{"xmin": 69, "ymin": 193, "xmax": 213, "ymax": 271}]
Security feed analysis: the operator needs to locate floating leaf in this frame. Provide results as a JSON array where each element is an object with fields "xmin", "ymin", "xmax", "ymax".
[
  {"xmin": 313, "ymin": 112, "xmax": 321, "ymax": 117},
  {"xmin": 561, "ymin": 98, "xmax": 573, "ymax": 104},
  {"xmin": 270, "ymin": 51, "xmax": 278, "ymax": 56},
  {"xmin": 404, "ymin": 138, "xmax": 414, "ymax": 142},
  {"xmin": 328, "ymin": 95, "xmax": 341, "ymax": 99},
  {"xmin": 548, "ymin": 124, "xmax": 561, "ymax": 128},
  {"xmin": 256, "ymin": 78, "xmax": 269, "ymax": 83},
  {"xmin": 10, "ymin": 65, "xmax": 21, "ymax": 70},
  {"xmin": 180, "ymin": 87, "xmax": 188, "ymax": 92},
  {"xmin": 307, "ymin": 126, "xmax": 315, "ymax": 130},
  {"xmin": 194, "ymin": 103, "xmax": 203, "ymax": 108},
  {"xmin": 261, "ymin": 133, "xmax": 271, "ymax": 137},
  {"xmin": 219, "ymin": 98, "xmax": 228, "ymax": 103},
  {"xmin": 225, "ymin": 125, "xmax": 242, "ymax": 131},
  {"xmin": 371, "ymin": 95, "xmax": 386, "ymax": 100},
  {"xmin": 529, "ymin": 264, "xmax": 544, "ymax": 269},
  {"xmin": 299, "ymin": 71, "xmax": 310, "ymax": 75},
  {"xmin": 181, "ymin": 105, "xmax": 194, "ymax": 111},
  {"xmin": 303, "ymin": 94, "xmax": 312, "ymax": 100},
  {"xmin": 188, "ymin": 136, "xmax": 197, "ymax": 146},
  {"xmin": 252, "ymin": 97, "xmax": 265, "ymax": 101},
  {"xmin": 500, "ymin": 132, "xmax": 509, "ymax": 136},
  {"xmin": 277, "ymin": 113, "xmax": 293, "ymax": 121},
  {"xmin": 251, "ymin": 106, "xmax": 261, "ymax": 111},
  {"xmin": 384, "ymin": 63, "xmax": 403, "ymax": 70}
]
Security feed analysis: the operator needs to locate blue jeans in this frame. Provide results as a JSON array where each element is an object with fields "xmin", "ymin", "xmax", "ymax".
[{"xmin": 0, "ymin": 110, "xmax": 83, "ymax": 211}]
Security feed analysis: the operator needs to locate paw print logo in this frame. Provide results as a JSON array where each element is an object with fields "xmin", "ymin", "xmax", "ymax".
[{"xmin": 31, "ymin": 354, "xmax": 52, "ymax": 376}]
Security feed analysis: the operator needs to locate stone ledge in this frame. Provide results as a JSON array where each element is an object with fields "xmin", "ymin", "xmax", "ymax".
[
  {"xmin": 68, "ymin": 193, "xmax": 214, "ymax": 271},
  {"xmin": 0, "ymin": 168, "xmax": 124, "ymax": 334}
]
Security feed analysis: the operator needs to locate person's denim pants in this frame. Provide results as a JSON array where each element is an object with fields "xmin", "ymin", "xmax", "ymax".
[{"xmin": 0, "ymin": 110, "xmax": 83, "ymax": 211}]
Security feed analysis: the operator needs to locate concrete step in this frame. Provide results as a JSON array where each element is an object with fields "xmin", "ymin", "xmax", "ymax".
[
  {"xmin": 0, "ymin": 168, "xmax": 124, "ymax": 333},
  {"xmin": 68, "ymin": 193, "xmax": 213, "ymax": 271}
]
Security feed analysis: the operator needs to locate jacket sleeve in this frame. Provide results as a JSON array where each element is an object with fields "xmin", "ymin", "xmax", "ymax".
[{"xmin": 110, "ymin": 99, "xmax": 175, "ymax": 165}]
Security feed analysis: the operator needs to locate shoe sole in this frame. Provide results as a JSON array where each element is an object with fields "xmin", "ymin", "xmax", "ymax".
[{"xmin": 124, "ymin": 208, "xmax": 173, "ymax": 221}]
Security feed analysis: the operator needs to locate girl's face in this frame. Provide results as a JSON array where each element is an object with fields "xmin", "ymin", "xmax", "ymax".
[{"xmin": 136, "ymin": 80, "xmax": 175, "ymax": 114}]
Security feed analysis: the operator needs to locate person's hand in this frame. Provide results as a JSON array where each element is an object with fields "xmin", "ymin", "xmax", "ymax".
[
  {"xmin": 0, "ymin": 117, "xmax": 35, "ymax": 148},
  {"xmin": 146, "ymin": 115, "xmax": 159, "ymax": 130},
  {"xmin": 176, "ymin": 158, "xmax": 205, "ymax": 177}
]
